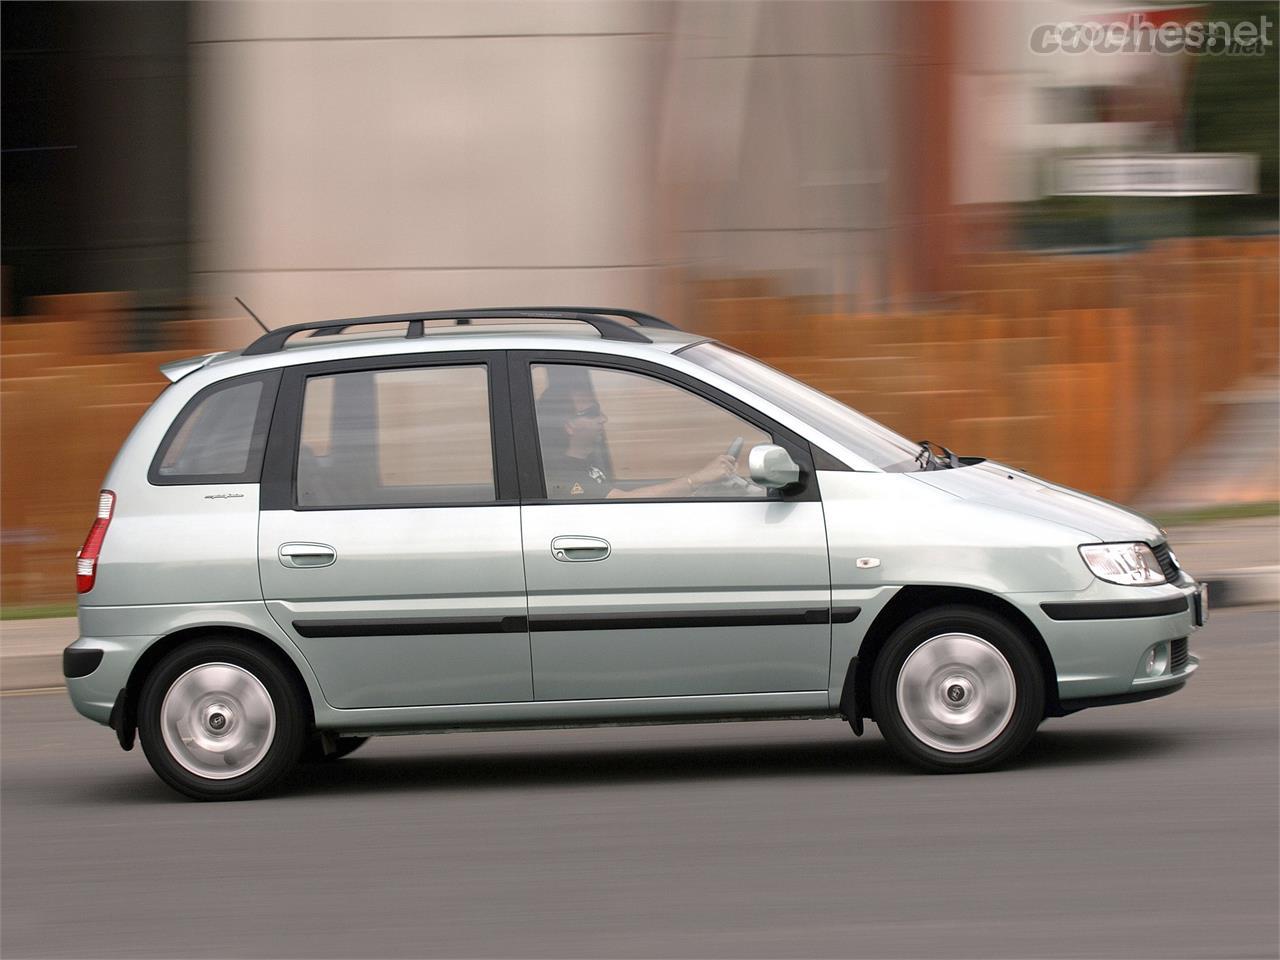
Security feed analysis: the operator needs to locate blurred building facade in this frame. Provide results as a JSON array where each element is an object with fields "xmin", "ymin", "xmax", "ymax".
[
  {"xmin": 6, "ymin": 0, "xmax": 1273, "ymax": 323},
  {"xmin": 1, "ymin": 2, "xmax": 191, "ymax": 323},
  {"xmin": 191, "ymin": 0, "xmax": 922, "ymax": 326},
  {"xmin": 2, "ymin": 1, "xmax": 1276, "ymax": 609}
]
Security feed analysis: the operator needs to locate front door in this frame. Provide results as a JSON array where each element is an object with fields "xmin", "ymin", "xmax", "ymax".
[
  {"xmin": 257, "ymin": 352, "xmax": 532, "ymax": 709},
  {"xmin": 513, "ymin": 353, "xmax": 832, "ymax": 702}
]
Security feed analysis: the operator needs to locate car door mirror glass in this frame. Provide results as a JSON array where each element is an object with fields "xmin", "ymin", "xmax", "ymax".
[{"xmin": 748, "ymin": 444, "xmax": 800, "ymax": 489}]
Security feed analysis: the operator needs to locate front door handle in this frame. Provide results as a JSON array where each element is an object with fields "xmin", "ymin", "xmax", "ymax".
[
  {"xmin": 551, "ymin": 536, "xmax": 611, "ymax": 562},
  {"xmin": 279, "ymin": 542, "xmax": 336, "ymax": 568}
]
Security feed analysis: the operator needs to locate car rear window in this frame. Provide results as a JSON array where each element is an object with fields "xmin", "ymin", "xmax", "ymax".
[{"xmin": 151, "ymin": 372, "xmax": 278, "ymax": 484}]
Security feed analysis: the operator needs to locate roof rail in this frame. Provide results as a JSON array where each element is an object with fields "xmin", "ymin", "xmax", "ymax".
[
  {"xmin": 241, "ymin": 307, "xmax": 673, "ymax": 356},
  {"xmin": 522, "ymin": 307, "xmax": 679, "ymax": 330},
  {"xmin": 303, "ymin": 306, "xmax": 679, "ymax": 340}
]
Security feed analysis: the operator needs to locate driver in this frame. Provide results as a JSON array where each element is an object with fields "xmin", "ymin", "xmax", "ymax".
[{"xmin": 538, "ymin": 382, "xmax": 737, "ymax": 500}]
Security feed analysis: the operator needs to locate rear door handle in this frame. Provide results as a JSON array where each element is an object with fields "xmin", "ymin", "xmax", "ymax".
[
  {"xmin": 551, "ymin": 536, "xmax": 611, "ymax": 562},
  {"xmin": 279, "ymin": 542, "xmax": 336, "ymax": 568}
]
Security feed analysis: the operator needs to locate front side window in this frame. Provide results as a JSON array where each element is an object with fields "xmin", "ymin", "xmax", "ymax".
[
  {"xmin": 532, "ymin": 363, "xmax": 773, "ymax": 501},
  {"xmin": 153, "ymin": 375, "xmax": 272, "ymax": 483},
  {"xmin": 297, "ymin": 364, "xmax": 494, "ymax": 507}
]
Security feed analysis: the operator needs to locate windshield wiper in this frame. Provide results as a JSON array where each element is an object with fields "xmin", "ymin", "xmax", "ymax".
[{"xmin": 915, "ymin": 439, "xmax": 959, "ymax": 471}]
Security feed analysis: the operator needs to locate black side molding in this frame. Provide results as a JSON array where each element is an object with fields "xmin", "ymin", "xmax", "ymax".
[
  {"xmin": 295, "ymin": 608, "xmax": 854, "ymax": 638},
  {"xmin": 63, "ymin": 647, "xmax": 104, "ymax": 679},
  {"xmin": 529, "ymin": 609, "xmax": 832, "ymax": 632},
  {"xmin": 293, "ymin": 616, "xmax": 529, "ymax": 639},
  {"xmin": 1054, "ymin": 680, "xmax": 1186, "ymax": 716},
  {"xmin": 1041, "ymin": 596, "xmax": 1189, "ymax": 621}
]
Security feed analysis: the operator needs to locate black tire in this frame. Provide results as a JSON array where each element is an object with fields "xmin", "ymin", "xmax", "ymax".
[
  {"xmin": 138, "ymin": 638, "xmax": 307, "ymax": 801},
  {"xmin": 302, "ymin": 735, "xmax": 369, "ymax": 762},
  {"xmin": 870, "ymin": 605, "xmax": 1044, "ymax": 773}
]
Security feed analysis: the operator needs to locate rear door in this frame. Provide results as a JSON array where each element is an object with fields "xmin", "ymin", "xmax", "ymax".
[
  {"xmin": 257, "ymin": 350, "xmax": 532, "ymax": 708},
  {"xmin": 511, "ymin": 351, "xmax": 833, "ymax": 703}
]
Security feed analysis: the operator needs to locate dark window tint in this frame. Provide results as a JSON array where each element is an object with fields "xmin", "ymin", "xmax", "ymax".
[{"xmin": 155, "ymin": 378, "xmax": 267, "ymax": 480}]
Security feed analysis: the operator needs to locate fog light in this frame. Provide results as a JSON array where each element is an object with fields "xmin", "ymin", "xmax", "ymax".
[{"xmin": 1144, "ymin": 643, "xmax": 1170, "ymax": 677}]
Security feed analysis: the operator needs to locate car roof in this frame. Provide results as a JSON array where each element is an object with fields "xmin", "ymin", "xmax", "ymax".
[
  {"xmin": 164, "ymin": 310, "xmax": 711, "ymax": 383},
  {"xmin": 276, "ymin": 321, "xmax": 704, "ymax": 355}
]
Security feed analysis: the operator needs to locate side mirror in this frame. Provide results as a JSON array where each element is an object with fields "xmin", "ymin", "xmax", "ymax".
[{"xmin": 747, "ymin": 444, "xmax": 801, "ymax": 489}]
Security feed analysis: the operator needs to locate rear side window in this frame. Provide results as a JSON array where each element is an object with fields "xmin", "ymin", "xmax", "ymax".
[
  {"xmin": 150, "ymin": 372, "xmax": 279, "ymax": 484},
  {"xmin": 296, "ymin": 364, "xmax": 495, "ymax": 507}
]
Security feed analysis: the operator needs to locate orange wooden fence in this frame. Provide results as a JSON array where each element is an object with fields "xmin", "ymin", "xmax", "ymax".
[
  {"xmin": 1, "ymin": 294, "xmax": 231, "ymax": 607},
  {"xmin": 686, "ymin": 236, "xmax": 1278, "ymax": 505},
  {"xmin": 1, "ymin": 236, "xmax": 1276, "ymax": 608}
]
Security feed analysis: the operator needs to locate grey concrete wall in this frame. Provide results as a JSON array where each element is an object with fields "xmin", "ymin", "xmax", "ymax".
[
  {"xmin": 192, "ymin": 0, "xmax": 895, "ymax": 324},
  {"xmin": 658, "ymin": 1, "xmax": 894, "ymax": 300}
]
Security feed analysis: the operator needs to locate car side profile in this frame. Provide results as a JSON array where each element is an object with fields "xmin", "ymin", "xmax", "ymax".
[{"xmin": 64, "ymin": 307, "xmax": 1205, "ymax": 800}]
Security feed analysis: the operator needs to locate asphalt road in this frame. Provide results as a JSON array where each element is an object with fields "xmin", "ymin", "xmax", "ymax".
[{"xmin": 3, "ymin": 606, "xmax": 1277, "ymax": 959}]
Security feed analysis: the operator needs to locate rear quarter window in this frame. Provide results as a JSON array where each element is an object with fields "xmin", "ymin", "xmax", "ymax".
[{"xmin": 149, "ymin": 371, "xmax": 280, "ymax": 484}]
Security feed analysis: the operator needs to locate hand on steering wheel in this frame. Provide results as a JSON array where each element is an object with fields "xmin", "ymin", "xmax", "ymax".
[
  {"xmin": 721, "ymin": 436, "xmax": 749, "ymax": 489},
  {"xmin": 689, "ymin": 437, "xmax": 759, "ymax": 495},
  {"xmin": 688, "ymin": 453, "xmax": 739, "ymax": 488}
]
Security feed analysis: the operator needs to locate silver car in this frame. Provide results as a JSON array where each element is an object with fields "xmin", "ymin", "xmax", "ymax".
[{"xmin": 65, "ymin": 307, "xmax": 1205, "ymax": 800}]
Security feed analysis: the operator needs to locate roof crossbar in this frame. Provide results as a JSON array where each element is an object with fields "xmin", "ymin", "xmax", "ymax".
[{"xmin": 241, "ymin": 307, "xmax": 675, "ymax": 356}]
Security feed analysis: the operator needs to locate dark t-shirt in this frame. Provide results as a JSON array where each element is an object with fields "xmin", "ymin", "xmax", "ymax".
[{"xmin": 546, "ymin": 454, "xmax": 612, "ymax": 499}]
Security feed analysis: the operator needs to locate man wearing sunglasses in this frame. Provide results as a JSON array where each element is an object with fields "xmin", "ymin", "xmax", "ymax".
[{"xmin": 538, "ymin": 383, "xmax": 736, "ymax": 500}]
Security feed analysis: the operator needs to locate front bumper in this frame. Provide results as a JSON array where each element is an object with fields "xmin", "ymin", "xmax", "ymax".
[
  {"xmin": 1056, "ymin": 673, "xmax": 1194, "ymax": 715},
  {"xmin": 1016, "ymin": 575, "xmax": 1204, "ymax": 705}
]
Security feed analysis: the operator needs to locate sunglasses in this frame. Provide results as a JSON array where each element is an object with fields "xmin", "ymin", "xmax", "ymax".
[{"xmin": 571, "ymin": 402, "xmax": 603, "ymax": 419}]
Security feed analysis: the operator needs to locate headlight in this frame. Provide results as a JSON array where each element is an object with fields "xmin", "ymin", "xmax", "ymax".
[{"xmin": 1079, "ymin": 543, "xmax": 1166, "ymax": 586}]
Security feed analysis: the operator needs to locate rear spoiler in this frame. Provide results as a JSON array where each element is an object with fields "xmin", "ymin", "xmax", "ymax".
[{"xmin": 159, "ymin": 352, "xmax": 224, "ymax": 383}]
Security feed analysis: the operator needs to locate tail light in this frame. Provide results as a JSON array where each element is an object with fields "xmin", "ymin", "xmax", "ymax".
[{"xmin": 76, "ymin": 491, "xmax": 115, "ymax": 594}]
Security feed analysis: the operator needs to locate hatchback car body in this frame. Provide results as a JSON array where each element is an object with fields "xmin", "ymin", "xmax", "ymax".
[{"xmin": 64, "ymin": 307, "xmax": 1204, "ymax": 799}]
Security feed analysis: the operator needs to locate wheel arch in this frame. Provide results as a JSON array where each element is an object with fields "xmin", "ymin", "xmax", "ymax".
[
  {"xmin": 114, "ymin": 625, "xmax": 317, "ymax": 750},
  {"xmin": 847, "ymin": 585, "xmax": 1060, "ymax": 722}
]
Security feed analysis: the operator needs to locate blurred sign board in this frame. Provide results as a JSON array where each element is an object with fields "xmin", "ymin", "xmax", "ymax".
[{"xmin": 1054, "ymin": 153, "xmax": 1258, "ymax": 196}]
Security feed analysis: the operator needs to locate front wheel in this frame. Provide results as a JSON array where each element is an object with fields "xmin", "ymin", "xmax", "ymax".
[
  {"xmin": 870, "ymin": 606, "xmax": 1044, "ymax": 773},
  {"xmin": 138, "ymin": 639, "xmax": 306, "ymax": 800}
]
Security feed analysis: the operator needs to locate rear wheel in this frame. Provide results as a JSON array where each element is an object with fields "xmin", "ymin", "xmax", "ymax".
[
  {"xmin": 870, "ymin": 606, "xmax": 1044, "ymax": 773},
  {"xmin": 138, "ymin": 639, "xmax": 306, "ymax": 800}
]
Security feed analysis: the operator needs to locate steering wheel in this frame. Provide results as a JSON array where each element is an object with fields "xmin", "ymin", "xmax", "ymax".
[{"xmin": 693, "ymin": 436, "xmax": 765, "ymax": 497}]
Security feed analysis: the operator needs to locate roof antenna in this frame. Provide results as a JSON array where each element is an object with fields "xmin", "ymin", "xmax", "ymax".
[{"xmin": 235, "ymin": 297, "xmax": 270, "ymax": 334}]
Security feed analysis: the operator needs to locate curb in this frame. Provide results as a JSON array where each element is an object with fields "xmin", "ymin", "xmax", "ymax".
[
  {"xmin": 3, "ymin": 570, "xmax": 1276, "ymax": 694},
  {"xmin": 1, "ymin": 655, "xmax": 65, "ymax": 693}
]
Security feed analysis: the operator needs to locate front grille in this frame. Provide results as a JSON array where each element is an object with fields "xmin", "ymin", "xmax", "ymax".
[
  {"xmin": 1151, "ymin": 542, "xmax": 1180, "ymax": 582},
  {"xmin": 1171, "ymin": 637, "xmax": 1189, "ymax": 673}
]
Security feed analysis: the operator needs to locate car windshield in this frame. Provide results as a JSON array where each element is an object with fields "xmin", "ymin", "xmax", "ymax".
[{"xmin": 681, "ymin": 342, "xmax": 923, "ymax": 471}]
